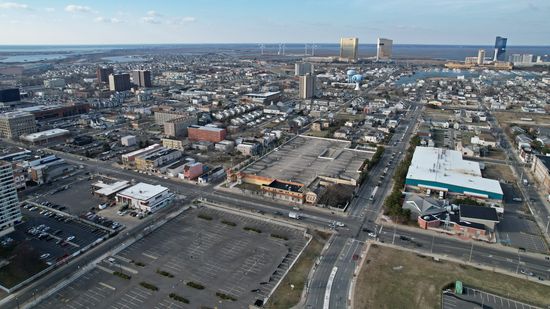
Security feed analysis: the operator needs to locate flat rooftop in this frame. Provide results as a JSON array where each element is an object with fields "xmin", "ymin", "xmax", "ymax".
[
  {"xmin": 93, "ymin": 180, "xmax": 130, "ymax": 196},
  {"xmin": 407, "ymin": 147, "xmax": 503, "ymax": 196},
  {"xmin": 117, "ymin": 182, "xmax": 168, "ymax": 200},
  {"xmin": 241, "ymin": 135, "xmax": 373, "ymax": 186},
  {"xmin": 21, "ymin": 129, "xmax": 69, "ymax": 141}
]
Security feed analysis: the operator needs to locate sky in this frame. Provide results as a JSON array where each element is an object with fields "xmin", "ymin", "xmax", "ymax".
[{"xmin": 0, "ymin": 0, "xmax": 549, "ymax": 45}]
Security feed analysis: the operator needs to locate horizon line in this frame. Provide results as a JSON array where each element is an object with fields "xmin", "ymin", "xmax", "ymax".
[{"xmin": 0, "ymin": 42, "xmax": 549, "ymax": 47}]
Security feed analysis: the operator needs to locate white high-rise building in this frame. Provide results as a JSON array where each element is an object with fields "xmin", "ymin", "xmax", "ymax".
[
  {"xmin": 0, "ymin": 161, "xmax": 21, "ymax": 237},
  {"xmin": 477, "ymin": 49, "xmax": 485, "ymax": 65},
  {"xmin": 376, "ymin": 38, "xmax": 393, "ymax": 60}
]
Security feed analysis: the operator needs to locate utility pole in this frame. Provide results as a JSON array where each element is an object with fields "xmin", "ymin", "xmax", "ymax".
[
  {"xmin": 430, "ymin": 234, "xmax": 435, "ymax": 254},
  {"xmin": 468, "ymin": 242, "xmax": 474, "ymax": 263},
  {"xmin": 392, "ymin": 223, "xmax": 396, "ymax": 245}
]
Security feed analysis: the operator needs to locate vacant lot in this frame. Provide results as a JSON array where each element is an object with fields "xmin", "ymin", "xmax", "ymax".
[
  {"xmin": 265, "ymin": 231, "xmax": 330, "ymax": 309},
  {"xmin": 495, "ymin": 111, "xmax": 550, "ymax": 127},
  {"xmin": 481, "ymin": 163, "xmax": 515, "ymax": 183},
  {"xmin": 354, "ymin": 245, "xmax": 550, "ymax": 309}
]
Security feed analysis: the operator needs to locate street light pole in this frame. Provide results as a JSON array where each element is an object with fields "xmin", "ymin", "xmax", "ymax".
[{"xmin": 468, "ymin": 242, "xmax": 474, "ymax": 263}]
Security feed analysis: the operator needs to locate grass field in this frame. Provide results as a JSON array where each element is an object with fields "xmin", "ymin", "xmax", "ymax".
[
  {"xmin": 265, "ymin": 231, "xmax": 330, "ymax": 309},
  {"xmin": 354, "ymin": 245, "xmax": 550, "ymax": 309}
]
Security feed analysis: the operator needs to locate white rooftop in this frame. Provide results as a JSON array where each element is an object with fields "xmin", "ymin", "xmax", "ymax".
[
  {"xmin": 21, "ymin": 129, "xmax": 69, "ymax": 142},
  {"xmin": 117, "ymin": 182, "xmax": 169, "ymax": 200},
  {"xmin": 407, "ymin": 147, "xmax": 503, "ymax": 195},
  {"xmin": 94, "ymin": 180, "xmax": 130, "ymax": 196}
]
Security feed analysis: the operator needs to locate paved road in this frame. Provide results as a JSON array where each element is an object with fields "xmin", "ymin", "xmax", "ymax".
[{"xmin": 305, "ymin": 102, "xmax": 424, "ymax": 309}]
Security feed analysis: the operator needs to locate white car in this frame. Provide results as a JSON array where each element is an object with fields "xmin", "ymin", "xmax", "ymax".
[
  {"xmin": 40, "ymin": 253, "xmax": 50, "ymax": 259},
  {"xmin": 66, "ymin": 236, "xmax": 75, "ymax": 241}
]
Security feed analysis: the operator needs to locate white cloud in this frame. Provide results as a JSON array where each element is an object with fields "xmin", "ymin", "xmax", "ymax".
[
  {"xmin": 180, "ymin": 16, "xmax": 196, "ymax": 23},
  {"xmin": 0, "ymin": 2, "xmax": 30, "ymax": 10},
  {"xmin": 64, "ymin": 4, "xmax": 92, "ymax": 13},
  {"xmin": 169, "ymin": 16, "xmax": 197, "ymax": 25},
  {"xmin": 146, "ymin": 10, "xmax": 161, "ymax": 17},
  {"xmin": 94, "ymin": 16, "xmax": 122, "ymax": 23},
  {"xmin": 141, "ymin": 16, "xmax": 161, "ymax": 24}
]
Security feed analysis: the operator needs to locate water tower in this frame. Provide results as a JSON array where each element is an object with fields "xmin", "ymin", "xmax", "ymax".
[
  {"xmin": 351, "ymin": 74, "xmax": 363, "ymax": 90},
  {"xmin": 346, "ymin": 69, "xmax": 356, "ymax": 83}
]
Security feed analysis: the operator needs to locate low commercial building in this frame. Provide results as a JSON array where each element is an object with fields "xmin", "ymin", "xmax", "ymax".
[
  {"xmin": 115, "ymin": 183, "xmax": 173, "ymax": 213},
  {"xmin": 531, "ymin": 155, "xmax": 550, "ymax": 195},
  {"xmin": 17, "ymin": 103, "xmax": 90, "ymax": 121},
  {"xmin": 242, "ymin": 92, "xmax": 281, "ymax": 104},
  {"xmin": 180, "ymin": 162, "xmax": 203, "ymax": 180},
  {"xmin": 162, "ymin": 138, "xmax": 185, "ymax": 151},
  {"xmin": 121, "ymin": 135, "xmax": 137, "ymax": 147},
  {"xmin": 0, "ymin": 111, "xmax": 36, "ymax": 139},
  {"xmin": 188, "ymin": 125, "xmax": 227, "ymax": 143},
  {"xmin": 134, "ymin": 148, "xmax": 182, "ymax": 172},
  {"xmin": 92, "ymin": 180, "xmax": 130, "ymax": 199},
  {"xmin": 405, "ymin": 147, "xmax": 503, "ymax": 201},
  {"xmin": 121, "ymin": 144, "xmax": 162, "ymax": 166},
  {"xmin": 20, "ymin": 128, "xmax": 70, "ymax": 145}
]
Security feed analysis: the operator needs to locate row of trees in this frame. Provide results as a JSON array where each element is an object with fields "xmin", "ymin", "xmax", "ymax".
[
  {"xmin": 358, "ymin": 146, "xmax": 385, "ymax": 185},
  {"xmin": 384, "ymin": 135, "xmax": 421, "ymax": 222}
]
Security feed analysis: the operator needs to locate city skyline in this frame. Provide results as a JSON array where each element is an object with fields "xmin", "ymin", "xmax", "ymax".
[{"xmin": 0, "ymin": 0, "xmax": 549, "ymax": 45}]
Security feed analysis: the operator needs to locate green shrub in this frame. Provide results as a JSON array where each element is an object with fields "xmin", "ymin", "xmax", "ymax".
[
  {"xmin": 198, "ymin": 214, "xmax": 213, "ymax": 221},
  {"xmin": 221, "ymin": 220, "xmax": 237, "ymax": 226},
  {"xmin": 113, "ymin": 271, "xmax": 131, "ymax": 280},
  {"xmin": 156, "ymin": 269, "xmax": 174, "ymax": 278},
  {"xmin": 244, "ymin": 226, "xmax": 262, "ymax": 233},
  {"xmin": 216, "ymin": 292, "xmax": 237, "ymax": 301},
  {"xmin": 186, "ymin": 281, "xmax": 205, "ymax": 290},
  {"xmin": 270, "ymin": 233, "xmax": 288, "ymax": 240},
  {"xmin": 140, "ymin": 282, "xmax": 159, "ymax": 291},
  {"xmin": 169, "ymin": 293, "xmax": 189, "ymax": 304}
]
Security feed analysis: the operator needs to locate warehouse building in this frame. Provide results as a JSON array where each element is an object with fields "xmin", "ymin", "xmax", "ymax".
[
  {"xmin": 406, "ymin": 147, "xmax": 503, "ymax": 201},
  {"xmin": 20, "ymin": 128, "xmax": 70, "ymax": 145}
]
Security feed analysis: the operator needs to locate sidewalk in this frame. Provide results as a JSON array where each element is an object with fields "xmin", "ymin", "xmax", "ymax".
[{"xmin": 378, "ymin": 220, "xmax": 549, "ymax": 260}]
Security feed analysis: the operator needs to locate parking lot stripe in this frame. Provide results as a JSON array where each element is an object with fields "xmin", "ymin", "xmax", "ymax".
[
  {"xmin": 142, "ymin": 252, "xmax": 158, "ymax": 259},
  {"xmin": 99, "ymin": 282, "xmax": 116, "ymax": 290}
]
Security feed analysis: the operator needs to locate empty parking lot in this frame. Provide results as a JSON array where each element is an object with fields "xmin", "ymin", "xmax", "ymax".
[{"xmin": 35, "ymin": 206, "xmax": 309, "ymax": 309}]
